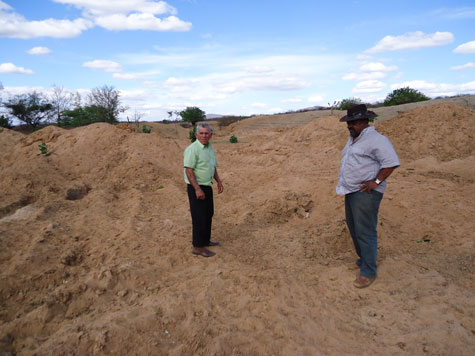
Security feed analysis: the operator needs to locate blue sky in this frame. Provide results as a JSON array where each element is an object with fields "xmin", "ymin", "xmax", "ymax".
[{"xmin": 1, "ymin": 0, "xmax": 474, "ymax": 120}]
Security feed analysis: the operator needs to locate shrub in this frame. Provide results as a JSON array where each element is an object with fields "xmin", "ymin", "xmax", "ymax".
[
  {"xmin": 229, "ymin": 135, "xmax": 238, "ymax": 143},
  {"xmin": 384, "ymin": 87, "xmax": 430, "ymax": 106},
  {"xmin": 0, "ymin": 114, "xmax": 12, "ymax": 129},
  {"xmin": 38, "ymin": 142, "xmax": 49, "ymax": 156},
  {"xmin": 142, "ymin": 125, "xmax": 151, "ymax": 133},
  {"xmin": 58, "ymin": 105, "xmax": 104, "ymax": 127},
  {"xmin": 189, "ymin": 129, "xmax": 196, "ymax": 143}
]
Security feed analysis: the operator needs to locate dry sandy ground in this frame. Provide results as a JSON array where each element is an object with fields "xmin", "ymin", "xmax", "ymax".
[{"xmin": 0, "ymin": 101, "xmax": 474, "ymax": 355}]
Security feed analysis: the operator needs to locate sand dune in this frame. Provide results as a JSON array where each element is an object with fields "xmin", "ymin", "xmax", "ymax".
[{"xmin": 0, "ymin": 101, "xmax": 474, "ymax": 355}]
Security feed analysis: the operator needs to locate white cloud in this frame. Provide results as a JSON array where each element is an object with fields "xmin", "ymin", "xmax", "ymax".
[
  {"xmin": 0, "ymin": 0, "xmax": 189, "ymax": 39},
  {"xmin": 0, "ymin": 62, "xmax": 34, "ymax": 74},
  {"xmin": 360, "ymin": 62, "xmax": 398, "ymax": 72},
  {"xmin": 113, "ymin": 73, "xmax": 139, "ymax": 80},
  {"xmin": 267, "ymin": 107, "xmax": 283, "ymax": 114},
  {"xmin": 343, "ymin": 62, "xmax": 396, "ymax": 81},
  {"xmin": 308, "ymin": 95, "xmax": 325, "ymax": 103},
  {"xmin": 213, "ymin": 74, "xmax": 309, "ymax": 94},
  {"xmin": 54, "ymin": 0, "xmax": 191, "ymax": 32},
  {"xmin": 282, "ymin": 98, "xmax": 303, "ymax": 103},
  {"xmin": 239, "ymin": 74, "xmax": 309, "ymax": 92},
  {"xmin": 53, "ymin": 0, "xmax": 177, "ymax": 16},
  {"xmin": 163, "ymin": 77, "xmax": 198, "ymax": 93},
  {"xmin": 252, "ymin": 102, "xmax": 267, "ymax": 108},
  {"xmin": 83, "ymin": 60, "xmax": 122, "ymax": 72},
  {"xmin": 0, "ymin": 1, "xmax": 12, "ymax": 11},
  {"xmin": 95, "ymin": 14, "xmax": 191, "ymax": 31},
  {"xmin": 390, "ymin": 80, "xmax": 475, "ymax": 96},
  {"xmin": 451, "ymin": 62, "xmax": 475, "ymax": 70},
  {"xmin": 453, "ymin": 41, "xmax": 475, "ymax": 54},
  {"xmin": 367, "ymin": 31, "xmax": 454, "ymax": 53},
  {"xmin": 342, "ymin": 72, "xmax": 387, "ymax": 81},
  {"xmin": 27, "ymin": 46, "xmax": 51, "ymax": 55},
  {"xmin": 0, "ymin": 8, "xmax": 92, "ymax": 39},
  {"xmin": 353, "ymin": 80, "xmax": 386, "ymax": 94},
  {"xmin": 434, "ymin": 7, "xmax": 475, "ymax": 20},
  {"xmin": 120, "ymin": 89, "xmax": 148, "ymax": 100},
  {"xmin": 244, "ymin": 66, "xmax": 274, "ymax": 73}
]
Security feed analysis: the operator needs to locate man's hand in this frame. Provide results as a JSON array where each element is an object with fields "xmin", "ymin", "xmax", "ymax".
[
  {"xmin": 360, "ymin": 180, "xmax": 378, "ymax": 193},
  {"xmin": 217, "ymin": 181, "xmax": 224, "ymax": 194},
  {"xmin": 195, "ymin": 188, "xmax": 205, "ymax": 200}
]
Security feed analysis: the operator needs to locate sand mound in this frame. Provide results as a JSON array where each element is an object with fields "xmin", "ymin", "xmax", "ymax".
[
  {"xmin": 1, "ymin": 104, "xmax": 474, "ymax": 355},
  {"xmin": 378, "ymin": 103, "xmax": 475, "ymax": 161}
]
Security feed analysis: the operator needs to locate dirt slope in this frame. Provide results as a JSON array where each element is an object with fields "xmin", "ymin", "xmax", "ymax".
[{"xmin": 0, "ymin": 103, "xmax": 474, "ymax": 356}]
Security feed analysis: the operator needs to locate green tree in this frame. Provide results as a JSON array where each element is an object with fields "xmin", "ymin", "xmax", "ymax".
[
  {"xmin": 384, "ymin": 87, "xmax": 430, "ymax": 106},
  {"xmin": 88, "ymin": 85, "xmax": 127, "ymax": 123},
  {"xmin": 0, "ymin": 114, "xmax": 12, "ymax": 129},
  {"xmin": 179, "ymin": 106, "xmax": 206, "ymax": 127},
  {"xmin": 3, "ymin": 91, "xmax": 54, "ymax": 130},
  {"xmin": 336, "ymin": 97, "xmax": 363, "ymax": 110}
]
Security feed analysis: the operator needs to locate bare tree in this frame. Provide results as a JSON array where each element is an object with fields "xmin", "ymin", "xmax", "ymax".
[
  {"xmin": 72, "ymin": 91, "xmax": 82, "ymax": 108},
  {"xmin": 88, "ymin": 85, "xmax": 128, "ymax": 123},
  {"xmin": 50, "ymin": 85, "xmax": 73, "ymax": 123},
  {"xmin": 127, "ymin": 109, "xmax": 144, "ymax": 132}
]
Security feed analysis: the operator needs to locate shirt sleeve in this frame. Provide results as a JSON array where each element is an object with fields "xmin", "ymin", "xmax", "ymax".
[
  {"xmin": 372, "ymin": 136, "xmax": 400, "ymax": 168},
  {"xmin": 184, "ymin": 145, "xmax": 197, "ymax": 168}
]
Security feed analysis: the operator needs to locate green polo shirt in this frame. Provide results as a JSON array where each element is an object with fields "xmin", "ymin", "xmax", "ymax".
[{"xmin": 184, "ymin": 140, "xmax": 218, "ymax": 186}]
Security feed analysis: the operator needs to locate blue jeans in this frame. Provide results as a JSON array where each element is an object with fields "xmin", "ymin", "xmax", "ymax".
[{"xmin": 345, "ymin": 191, "xmax": 383, "ymax": 279}]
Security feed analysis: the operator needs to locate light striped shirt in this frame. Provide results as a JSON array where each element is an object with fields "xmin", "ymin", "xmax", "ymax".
[{"xmin": 336, "ymin": 126, "xmax": 399, "ymax": 195}]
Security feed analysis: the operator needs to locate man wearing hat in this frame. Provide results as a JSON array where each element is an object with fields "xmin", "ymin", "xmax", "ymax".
[{"xmin": 337, "ymin": 104, "xmax": 400, "ymax": 288}]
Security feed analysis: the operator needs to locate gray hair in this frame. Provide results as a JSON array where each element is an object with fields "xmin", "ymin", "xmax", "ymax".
[{"xmin": 195, "ymin": 122, "xmax": 213, "ymax": 134}]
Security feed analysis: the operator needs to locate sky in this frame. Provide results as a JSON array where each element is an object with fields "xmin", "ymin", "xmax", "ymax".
[{"xmin": 1, "ymin": 0, "xmax": 474, "ymax": 121}]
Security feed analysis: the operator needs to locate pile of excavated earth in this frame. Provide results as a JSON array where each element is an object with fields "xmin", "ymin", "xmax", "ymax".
[{"xmin": 0, "ymin": 98, "xmax": 474, "ymax": 355}]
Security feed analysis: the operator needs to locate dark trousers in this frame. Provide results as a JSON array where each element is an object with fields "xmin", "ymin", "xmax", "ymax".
[
  {"xmin": 345, "ymin": 191, "xmax": 383, "ymax": 279},
  {"xmin": 187, "ymin": 184, "xmax": 214, "ymax": 247}
]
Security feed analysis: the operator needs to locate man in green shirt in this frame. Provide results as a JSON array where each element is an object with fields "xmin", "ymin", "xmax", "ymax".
[{"xmin": 184, "ymin": 122, "xmax": 224, "ymax": 257}]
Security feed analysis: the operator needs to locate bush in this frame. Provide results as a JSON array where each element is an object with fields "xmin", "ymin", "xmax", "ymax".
[
  {"xmin": 229, "ymin": 135, "xmax": 238, "ymax": 143},
  {"xmin": 38, "ymin": 142, "xmax": 49, "ymax": 156},
  {"xmin": 384, "ymin": 87, "xmax": 430, "ymax": 106},
  {"xmin": 142, "ymin": 125, "xmax": 151, "ymax": 133},
  {"xmin": 189, "ymin": 129, "xmax": 196, "ymax": 143},
  {"xmin": 336, "ymin": 97, "xmax": 363, "ymax": 110},
  {"xmin": 58, "ymin": 105, "xmax": 106, "ymax": 127},
  {"xmin": 0, "ymin": 114, "xmax": 12, "ymax": 129}
]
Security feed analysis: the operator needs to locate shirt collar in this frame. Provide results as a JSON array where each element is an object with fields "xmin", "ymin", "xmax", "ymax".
[
  {"xmin": 195, "ymin": 140, "xmax": 210, "ymax": 149},
  {"xmin": 352, "ymin": 125, "xmax": 374, "ymax": 143}
]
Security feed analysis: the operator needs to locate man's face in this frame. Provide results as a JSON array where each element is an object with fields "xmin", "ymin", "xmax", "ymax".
[
  {"xmin": 196, "ymin": 126, "xmax": 211, "ymax": 145},
  {"xmin": 346, "ymin": 119, "xmax": 368, "ymax": 138}
]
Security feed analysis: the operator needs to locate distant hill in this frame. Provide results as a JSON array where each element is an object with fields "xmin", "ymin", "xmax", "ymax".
[{"xmin": 206, "ymin": 114, "xmax": 224, "ymax": 120}]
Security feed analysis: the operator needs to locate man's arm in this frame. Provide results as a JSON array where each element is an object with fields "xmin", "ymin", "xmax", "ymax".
[
  {"xmin": 360, "ymin": 167, "xmax": 397, "ymax": 193},
  {"xmin": 185, "ymin": 167, "xmax": 205, "ymax": 200},
  {"xmin": 214, "ymin": 168, "xmax": 224, "ymax": 194}
]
